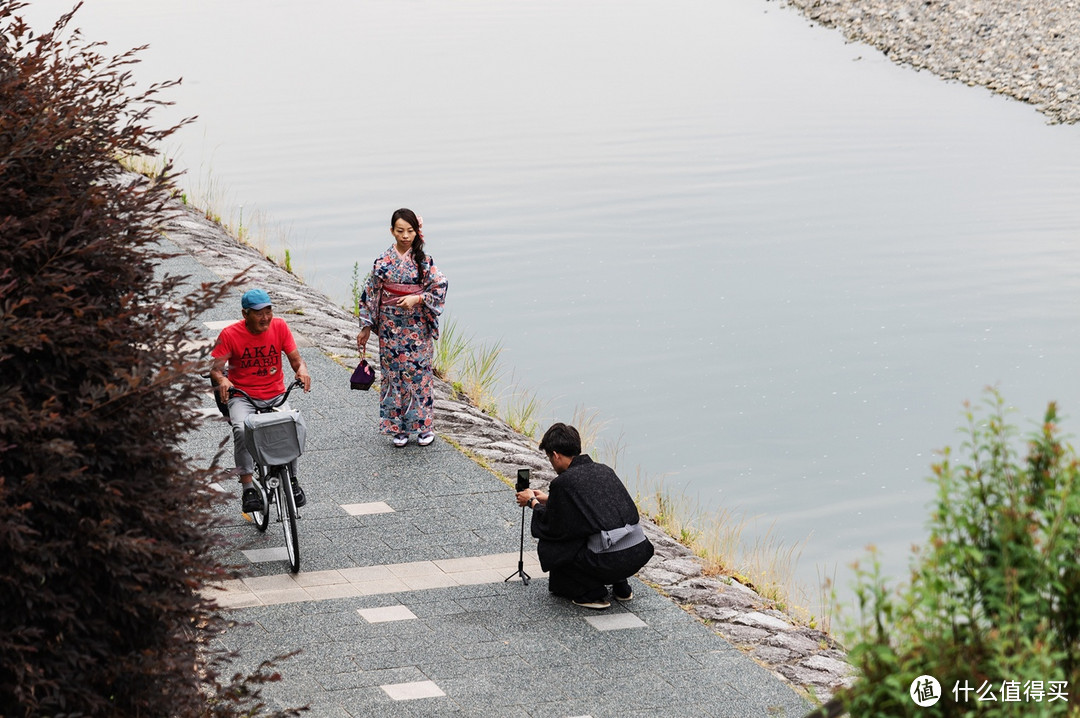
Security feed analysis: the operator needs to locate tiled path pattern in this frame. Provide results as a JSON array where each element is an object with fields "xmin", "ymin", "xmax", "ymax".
[
  {"xmin": 162, "ymin": 241, "xmax": 810, "ymax": 717},
  {"xmin": 206, "ymin": 552, "xmax": 545, "ymax": 608}
]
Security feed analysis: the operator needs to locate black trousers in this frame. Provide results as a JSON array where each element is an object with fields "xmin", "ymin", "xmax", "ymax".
[{"xmin": 547, "ymin": 540, "xmax": 654, "ymax": 600}]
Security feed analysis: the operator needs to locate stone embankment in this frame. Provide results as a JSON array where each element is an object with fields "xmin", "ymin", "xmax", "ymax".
[
  {"xmin": 781, "ymin": 0, "xmax": 1080, "ymax": 124},
  {"xmin": 163, "ymin": 203, "xmax": 854, "ymax": 704}
]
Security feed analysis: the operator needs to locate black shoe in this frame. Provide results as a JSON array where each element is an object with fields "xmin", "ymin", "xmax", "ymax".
[
  {"xmin": 612, "ymin": 580, "xmax": 634, "ymax": 602},
  {"xmin": 241, "ymin": 486, "xmax": 264, "ymax": 513},
  {"xmin": 291, "ymin": 479, "xmax": 307, "ymax": 508}
]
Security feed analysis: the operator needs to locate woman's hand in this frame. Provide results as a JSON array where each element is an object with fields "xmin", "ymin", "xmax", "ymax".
[
  {"xmin": 357, "ymin": 327, "xmax": 371, "ymax": 352},
  {"xmin": 397, "ymin": 294, "xmax": 424, "ymax": 309}
]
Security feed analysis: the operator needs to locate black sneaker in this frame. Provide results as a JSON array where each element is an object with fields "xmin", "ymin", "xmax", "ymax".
[
  {"xmin": 241, "ymin": 486, "xmax": 264, "ymax": 513},
  {"xmin": 291, "ymin": 479, "xmax": 307, "ymax": 508}
]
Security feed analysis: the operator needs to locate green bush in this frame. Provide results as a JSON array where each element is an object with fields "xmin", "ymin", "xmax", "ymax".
[
  {"xmin": 0, "ymin": 4, "xmax": 301, "ymax": 715},
  {"xmin": 839, "ymin": 390, "xmax": 1080, "ymax": 716}
]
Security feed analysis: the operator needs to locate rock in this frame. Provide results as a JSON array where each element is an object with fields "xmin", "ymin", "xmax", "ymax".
[
  {"xmin": 693, "ymin": 605, "xmax": 740, "ymax": 623},
  {"xmin": 638, "ymin": 567, "xmax": 688, "ymax": 586},
  {"xmin": 733, "ymin": 611, "xmax": 795, "ymax": 632},
  {"xmin": 666, "ymin": 585, "xmax": 721, "ymax": 605},
  {"xmin": 711, "ymin": 622, "xmax": 771, "ymax": 645},
  {"xmin": 766, "ymin": 631, "xmax": 825, "ymax": 655},
  {"xmin": 660, "ymin": 557, "xmax": 704, "ymax": 577},
  {"xmin": 753, "ymin": 645, "xmax": 796, "ymax": 664},
  {"xmin": 800, "ymin": 654, "xmax": 855, "ymax": 678},
  {"xmin": 775, "ymin": 664, "xmax": 841, "ymax": 690},
  {"xmin": 709, "ymin": 586, "xmax": 764, "ymax": 611}
]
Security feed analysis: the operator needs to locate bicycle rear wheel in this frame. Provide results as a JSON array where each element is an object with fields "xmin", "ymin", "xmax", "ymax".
[
  {"xmin": 277, "ymin": 466, "xmax": 300, "ymax": 573},
  {"xmin": 250, "ymin": 466, "xmax": 270, "ymax": 533}
]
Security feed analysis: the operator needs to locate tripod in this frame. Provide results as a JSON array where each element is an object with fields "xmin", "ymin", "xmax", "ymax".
[
  {"xmin": 506, "ymin": 468, "xmax": 532, "ymax": 585},
  {"xmin": 505, "ymin": 503, "xmax": 531, "ymax": 585}
]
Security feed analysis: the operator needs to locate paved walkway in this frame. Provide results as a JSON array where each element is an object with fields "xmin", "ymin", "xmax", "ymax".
[{"xmin": 162, "ymin": 239, "xmax": 811, "ymax": 717}]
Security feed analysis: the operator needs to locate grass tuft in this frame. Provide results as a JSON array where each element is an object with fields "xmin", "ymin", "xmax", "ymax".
[
  {"xmin": 630, "ymin": 470, "xmax": 822, "ymax": 629},
  {"xmin": 502, "ymin": 382, "xmax": 546, "ymax": 439},
  {"xmin": 458, "ymin": 339, "xmax": 504, "ymax": 414},
  {"xmin": 433, "ymin": 316, "xmax": 469, "ymax": 381},
  {"xmin": 570, "ymin": 405, "xmax": 608, "ymax": 456}
]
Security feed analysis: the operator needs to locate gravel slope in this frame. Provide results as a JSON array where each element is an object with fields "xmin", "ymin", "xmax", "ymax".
[{"xmin": 781, "ymin": 0, "xmax": 1080, "ymax": 123}]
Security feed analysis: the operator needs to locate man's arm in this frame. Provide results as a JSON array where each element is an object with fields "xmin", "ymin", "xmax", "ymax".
[
  {"xmin": 286, "ymin": 348, "xmax": 312, "ymax": 392},
  {"xmin": 209, "ymin": 356, "xmax": 232, "ymax": 404}
]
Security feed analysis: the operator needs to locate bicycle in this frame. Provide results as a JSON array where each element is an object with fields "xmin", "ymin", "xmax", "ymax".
[{"xmin": 230, "ymin": 379, "xmax": 307, "ymax": 573}]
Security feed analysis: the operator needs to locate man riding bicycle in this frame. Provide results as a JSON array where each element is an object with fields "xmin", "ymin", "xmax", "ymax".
[{"xmin": 210, "ymin": 288, "xmax": 313, "ymax": 513}]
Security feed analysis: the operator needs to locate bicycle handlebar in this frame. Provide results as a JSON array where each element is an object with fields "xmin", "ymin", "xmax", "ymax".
[{"xmin": 227, "ymin": 378, "xmax": 305, "ymax": 409}]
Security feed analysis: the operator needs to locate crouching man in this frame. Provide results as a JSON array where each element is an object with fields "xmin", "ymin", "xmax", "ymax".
[{"xmin": 516, "ymin": 423, "xmax": 654, "ymax": 609}]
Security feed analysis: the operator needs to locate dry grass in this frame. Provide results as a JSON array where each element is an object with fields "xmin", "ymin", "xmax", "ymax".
[
  {"xmin": 120, "ymin": 154, "xmax": 302, "ymax": 277},
  {"xmin": 630, "ymin": 470, "xmax": 829, "ymax": 631}
]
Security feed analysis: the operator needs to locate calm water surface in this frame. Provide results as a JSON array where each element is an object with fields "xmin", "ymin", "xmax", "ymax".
[{"xmin": 22, "ymin": 0, "xmax": 1080, "ymax": 612}]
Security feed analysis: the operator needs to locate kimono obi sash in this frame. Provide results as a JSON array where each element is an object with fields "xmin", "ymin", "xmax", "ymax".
[
  {"xmin": 586, "ymin": 522, "xmax": 647, "ymax": 554},
  {"xmin": 380, "ymin": 282, "xmax": 423, "ymax": 308}
]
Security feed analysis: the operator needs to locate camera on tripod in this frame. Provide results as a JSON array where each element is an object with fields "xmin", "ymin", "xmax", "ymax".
[{"xmin": 506, "ymin": 467, "xmax": 532, "ymax": 585}]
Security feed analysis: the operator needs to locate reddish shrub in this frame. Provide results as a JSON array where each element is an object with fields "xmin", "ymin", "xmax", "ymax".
[{"xmin": 0, "ymin": 4, "xmax": 302, "ymax": 715}]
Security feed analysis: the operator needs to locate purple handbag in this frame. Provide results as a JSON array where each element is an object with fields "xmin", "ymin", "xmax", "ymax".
[{"xmin": 350, "ymin": 359, "xmax": 375, "ymax": 390}]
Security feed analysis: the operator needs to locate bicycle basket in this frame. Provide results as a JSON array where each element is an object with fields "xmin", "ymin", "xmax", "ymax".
[{"xmin": 243, "ymin": 410, "xmax": 307, "ymax": 466}]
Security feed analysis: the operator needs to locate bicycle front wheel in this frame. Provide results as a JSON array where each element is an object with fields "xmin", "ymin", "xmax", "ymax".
[
  {"xmin": 277, "ymin": 466, "xmax": 300, "ymax": 573},
  {"xmin": 251, "ymin": 466, "xmax": 270, "ymax": 533}
]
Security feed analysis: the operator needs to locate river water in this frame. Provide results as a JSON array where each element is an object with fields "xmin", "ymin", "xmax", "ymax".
[{"xmin": 20, "ymin": 0, "xmax": 1080, "ymax": 615}]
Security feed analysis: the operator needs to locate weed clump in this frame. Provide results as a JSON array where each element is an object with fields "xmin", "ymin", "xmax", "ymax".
[{"xmin": 839, "ymin": 389, "xmax": 1080, "ymax": 715}]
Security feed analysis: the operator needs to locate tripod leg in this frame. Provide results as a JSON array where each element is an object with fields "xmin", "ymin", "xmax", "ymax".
[{"xmin": 505, "ymin": 505, "xmax": 532, "ymax": 584}]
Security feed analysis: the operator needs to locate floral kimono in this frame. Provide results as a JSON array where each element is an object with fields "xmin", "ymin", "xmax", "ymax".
[{"xmin": 358, "ymin": 247, "xmax": 448, "ymax": 435}]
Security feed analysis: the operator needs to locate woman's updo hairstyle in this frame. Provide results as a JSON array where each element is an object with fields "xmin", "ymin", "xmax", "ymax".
[{"xmin": 392, "ymin": 208, "xmax": 426, "ymax": 284}]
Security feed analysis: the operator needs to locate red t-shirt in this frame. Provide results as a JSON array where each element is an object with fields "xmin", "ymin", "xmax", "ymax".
[{"xmin": 211, "ymin": 317, "xmax": 298, "ymax": 400}]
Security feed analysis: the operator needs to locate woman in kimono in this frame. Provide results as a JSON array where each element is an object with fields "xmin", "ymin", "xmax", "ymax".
[{"xmin": 356, "ymin": 208, "xmax": 448, "ymax": 447}]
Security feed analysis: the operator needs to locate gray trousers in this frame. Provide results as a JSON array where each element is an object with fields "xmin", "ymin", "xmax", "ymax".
[{"xmin": 228, "ymin": 395, "xmax": 297, "ymax": 479}]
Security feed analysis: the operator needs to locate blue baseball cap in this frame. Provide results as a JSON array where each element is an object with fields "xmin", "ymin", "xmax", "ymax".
[{"xmin": 241, "ymin": 288, "xmax": 272, "ymax": 310}]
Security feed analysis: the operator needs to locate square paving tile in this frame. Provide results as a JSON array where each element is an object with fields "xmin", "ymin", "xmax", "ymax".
[
  {"xmin": 339, "ymin": 565, "xmax": 396, "ymax": 583},
  {"xmin": 584, "ymin": 613, "xmax": 649, "ymax": 632},
  {"xmin": 433, "ymin": 555, "xmax": 490, "ymax": 573},
  {"xmin": 292, "ymin": 569, "xmax": 347, "ymax": 587},
  {"xmin": 242, "ymin": 547, "xmax": 290, "ymax": 563},
  {"xmin": 401, "ymin": 573, "xmax": 458, "ymax": 590},
  {"xmin": 257, "ymin": 588, "xmax": 310, "ymax": 605},
  {"xmin": 380, "ymin": 680, "xmax": 446, "ymax": 701},
  {"xmin": 342, "ymin": 501, "xmax": 395, "ymax": 515},
  {"xmin": 242, "ymin": 574, "xmax": 298, "ymax": 591},
  {"xmin": 304, "ymin": 583, "xmax": 364, "ymax": 601},
  {"xmin": 386, "ymin": 561, "xmax": 443, "ymax": 578},
  {"xmin": 357, "ymin": 605, "xmax": 418, "ymax": 623},
  {"xmin": 354, "ymin": 578, "xmax": 411, "ymax": 595}
]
